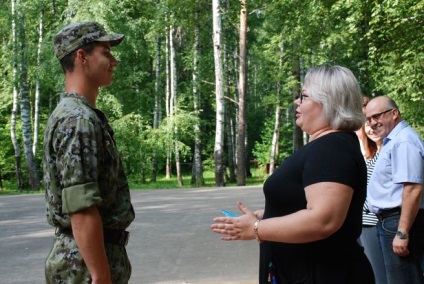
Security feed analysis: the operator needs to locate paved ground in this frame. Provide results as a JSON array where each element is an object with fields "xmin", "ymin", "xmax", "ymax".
[{"xmin": 0, "ymin": 186, "xmax": 264, "ymax": 284}]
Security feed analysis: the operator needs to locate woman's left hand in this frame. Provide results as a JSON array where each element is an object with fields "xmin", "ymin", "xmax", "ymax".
[{"xmin": 210, "ymin": 201, "xmax": 258, "ymax": 241}]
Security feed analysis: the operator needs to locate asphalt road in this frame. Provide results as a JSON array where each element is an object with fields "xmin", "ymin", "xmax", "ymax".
[{"xmin": 0, "ymin": 186, "xmax": 264, "ymax": 284}]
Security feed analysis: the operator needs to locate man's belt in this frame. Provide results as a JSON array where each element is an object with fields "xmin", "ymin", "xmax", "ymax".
[
  {"xmin": 56, "ymin": 227, "xmax": 129, "ymax": 246},
  {"xmin": 376, "ymin": 207, "xmax": 401, "ymax": 221}
]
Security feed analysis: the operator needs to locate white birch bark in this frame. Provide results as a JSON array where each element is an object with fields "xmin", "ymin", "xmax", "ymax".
[
  {"xmin": 10, "ymin": 0, "xmax": 24, "ymax": 189},
  {"xmin": 17, "ymin": 0, "xmax": 40, "ymax": 190},
  {"xmin": 150, "ymin": 33, "xmax": 161, "ymax": 182},
  {"xmin": 169, "ymin": 25, "xmax": 183, "ymax": 186},
  {"xmin": 33, "ymin": 10, "xmax": 43, "ymax": 156},
  {"xmin": 212, "ymin": 0, "xmax": 225, "ymax": 186},
  {"xmin": 165, "ymin": 26, "xmax": 172, "ymax": 179},
  {"xmin": 269, "ymin": 41, "xmax": 284, "ymax": 175},
  {"xmin": 191, "ymin": 11, "xmax": 205, "ymax": 187}
]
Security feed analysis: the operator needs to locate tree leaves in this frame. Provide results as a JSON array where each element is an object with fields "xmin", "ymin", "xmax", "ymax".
[{"xmin": 1, "ymin": 0, "xmax": 423, "ymax": 187}]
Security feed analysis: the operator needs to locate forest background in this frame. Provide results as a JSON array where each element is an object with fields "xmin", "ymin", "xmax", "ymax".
[{"xmin": 0, "ymin": 0, "xmax": 423, "ymax": 191}]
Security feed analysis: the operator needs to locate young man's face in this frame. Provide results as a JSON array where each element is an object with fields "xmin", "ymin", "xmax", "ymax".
[{"xmin": 85, "ymin": 42, "xmax": 119, "ymax": 87}]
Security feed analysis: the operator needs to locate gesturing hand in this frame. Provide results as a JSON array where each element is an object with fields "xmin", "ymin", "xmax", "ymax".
[{"xmin": 210, "ymin": 201, "xmax": 258, "ymax": 241}]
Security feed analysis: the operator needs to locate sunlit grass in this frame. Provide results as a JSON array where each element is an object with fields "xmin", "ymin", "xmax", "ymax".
[
  {"xmin": 129, "ymin": 171, "xmax": 264, "ymax": 190},
  {"xmin": 0, "ymin": 168, "xmax": 267, "ymax": 195},
  {"xmin": 0, "ymin": 180, "xmax": 44, "ymax": 195},
  {"xmin": 129, "ymin": 169, "xmax": 266, "ymax": 190}
]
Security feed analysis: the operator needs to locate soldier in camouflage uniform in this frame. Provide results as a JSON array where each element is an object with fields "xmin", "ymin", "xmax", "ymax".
[{"xmin": 43, "ymin": 21, "xmax": 135, "ymax": 284}]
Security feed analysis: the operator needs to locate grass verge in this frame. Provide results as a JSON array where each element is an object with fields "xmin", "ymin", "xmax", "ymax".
[{"xmin": 1, "ymin": 169, "xmax": 267, "ymax": 195}]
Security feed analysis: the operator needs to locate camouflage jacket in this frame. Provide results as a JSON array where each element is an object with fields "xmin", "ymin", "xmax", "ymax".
[{"xmin": 43, "ymin": 92, "xmax": 135, "ymax": 230}]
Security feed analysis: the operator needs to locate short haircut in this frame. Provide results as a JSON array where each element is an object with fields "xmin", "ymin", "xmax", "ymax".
[
  {"xmin": 382, "ymin": 96, "xmax": 401, "ymax": 115},
  {"xmin": 59, "ymin": 42, "xmax": 97, "ymax": 73},
  {"xmin": 303, "ymin": 65, "xmax": 364, "ymax": 131}
]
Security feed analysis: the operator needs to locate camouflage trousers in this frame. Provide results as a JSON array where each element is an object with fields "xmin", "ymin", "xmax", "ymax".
[{"xmin": 45, "ymin": 233, "xmax": 131, "ymax": 284}]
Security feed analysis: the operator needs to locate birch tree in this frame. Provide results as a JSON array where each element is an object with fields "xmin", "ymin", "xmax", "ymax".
[
  {"xmin": 165, "ymin": 25, "xmax": 172, "ymax": 179},
  {"xmin": 236, "ymin": 0, "xmax": 247, "ymax": 186},
  {"xmin": 292, "ymin": 56, "xmax": 303, "ymax": 151},
  {"xmin": 212, "ymin": 0, "xmax": 225, "ymax": 186},
  {"xmin": 33, "ymin": 9, "xmax": 43, "ymax": 156},
  {"xmin": 10, "ymin": 0, "xmax": 24, "ymax": 189},
  {"xmin": 224, "ymin": 44, "xmax": 236, "ymax": 183},
  {"xmin": 150, "ymin": 0, "xmax": 163, "ymax": 182},
  {"xmin": 151, "ymin": 33, "xmax": 162, "ymax": 182},
  {"xmin": 191, "ymin": 8, "xmax": 205, "ymax": 187},
  {"xmin": 17, "ymin": 0, "xmax": 40, "ymax": 190},
  {"xmin": 169, "ymin": 25, "xmax": 183, "ymax": 186},
  {"xmin": 269, "ymin": 41, "xmax": 284, "ymax": 175}
]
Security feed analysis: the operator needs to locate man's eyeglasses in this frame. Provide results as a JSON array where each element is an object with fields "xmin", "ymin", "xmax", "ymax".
[
  {"xmin": 298, "ymin": 94, "xmax": 309, "ymax": 103},
  {"xmin": 365, "ymin": 109, "xmax": 393, "ymax": 124}
]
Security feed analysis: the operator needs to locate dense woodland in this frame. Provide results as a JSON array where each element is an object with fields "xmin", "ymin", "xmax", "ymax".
[{"xmin": 0, "ymin": 0, "xmax": 423, "ymax": 190}]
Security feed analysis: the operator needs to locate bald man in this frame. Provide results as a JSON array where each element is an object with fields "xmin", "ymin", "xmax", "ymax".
[{"xmin": 366, "ymin": 96, "xmax": 424, "ymax": 284}]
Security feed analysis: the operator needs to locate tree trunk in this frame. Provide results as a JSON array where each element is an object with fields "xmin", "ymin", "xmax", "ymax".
[
  {"xmin": 0, "ymin": 169, "xmax": 3, "ymax": 191},
  {"xmin": 169, "ymin": 25, "xmax": 183, "ymax": 187},
  {"xmin": 151, "ymin": 32, "xmax": 162, "ymax": 182},
  {"xmin": 165, "ymin": 26, "xmax": 172, "ymax": 179},
  {"xmin": 17, "ymin": 0, "xmax": 40, "ymax": 190},
  {"xmin": 245, "ymin": 128, "xmax": 251, "ymax": 178},
  {"xmin": 10, "ymin": 0, "xmax": 23, "ymax": 189},
  {"xmin": 292, "ymin": 56, "xmax": 303, "ymax": 152},
  {"xmin": 191, "ymin": 10, "xmax": 205, "ymax": 187},
  {"xmin": 33, "ymin": 10, "xmax": 43, "ymax": 157},
  {"xmin": 224, "ymin": 43, "xmax": 236, "ymax": 183},
  {"xmin": 236, "ymin": 0, "xmax": 247, "ymax": 186},
  {"xmin": 269, "ymin": 105, "xmax": 282, "ymax": 174},
  {"xmin": 212, "ymin": 0, "xmax": 225, "ymax": 187},
  {"xmin": 269, "ymin": 41, "xmax": 284, "ymax": 174},
  {"xmin": 140, "ymin": 169, "xmax": 146, "ymax": 184},
  {"xmin": 232, "ymin": 46, "xmax": 239, "ymax": 167}
]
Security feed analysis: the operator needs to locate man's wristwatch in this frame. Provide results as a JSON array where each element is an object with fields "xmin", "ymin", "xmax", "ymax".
[{"xmin": 396, "ymin": 230, "xmax": 408, "ymax": 239}]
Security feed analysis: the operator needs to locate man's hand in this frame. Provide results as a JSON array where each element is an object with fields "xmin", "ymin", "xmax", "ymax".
[{"xmin": 393, "ymin": 235, "xmax": 410, "ymax": 257}]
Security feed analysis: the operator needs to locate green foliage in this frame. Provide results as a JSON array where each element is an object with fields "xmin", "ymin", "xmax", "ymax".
[
  {"xmin": 111, "ymin": 113, "xmax": 155, "ymax": 182},
  {"xmin": 252, "ymin": 115, "xmax": 293, "ymax": 167},
  {"xmin": 159, "ymin": 109, "xmax": 200, "ymax": 162},
  {"xmin": 97, "ymin": 92, "xmax": 123, "ymax": 120},
  {"xmin": 1, "ymin": 0, "xmax": 423, "ymax": 189},
  {"xmin": 110, "ymin": 108, "xmax": 199, "ymax": 182}
]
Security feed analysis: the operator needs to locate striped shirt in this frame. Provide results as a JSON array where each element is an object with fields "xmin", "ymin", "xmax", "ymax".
[{"xmin": 362, "ymin": 153, "xmax": 379, "ymax": 226}]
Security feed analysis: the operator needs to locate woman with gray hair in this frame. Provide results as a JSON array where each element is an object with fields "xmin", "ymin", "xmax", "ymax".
[{"xmin": 211, "ymin": 65, "xmax": 375, "ymax": 283}]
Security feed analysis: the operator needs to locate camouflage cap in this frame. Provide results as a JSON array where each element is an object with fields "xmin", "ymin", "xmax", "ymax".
[{"xmin": 54, "ymin": 21, "xmax": 125, "ymax": 60}]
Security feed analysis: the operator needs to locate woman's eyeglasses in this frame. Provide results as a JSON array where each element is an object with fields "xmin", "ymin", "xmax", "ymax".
[{"xmin": 297, "ymin": 94, "xmax": 309, "ymax": 103}]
